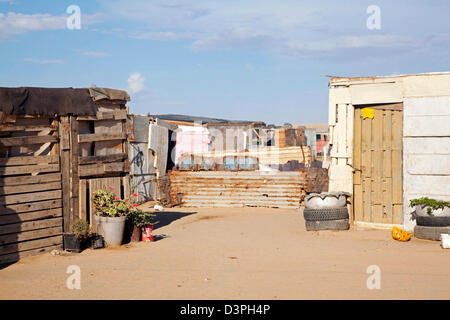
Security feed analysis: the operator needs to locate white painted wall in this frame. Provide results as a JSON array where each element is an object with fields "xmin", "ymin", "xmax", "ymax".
[{"xmin": 402, "ymin": 97, "xmax": 450, "ymax": 230}]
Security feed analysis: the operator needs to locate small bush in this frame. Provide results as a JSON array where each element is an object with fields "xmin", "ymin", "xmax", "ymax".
[{"xmin": 72, "ymin": 219, "xmax": 91, "ymax": 239}]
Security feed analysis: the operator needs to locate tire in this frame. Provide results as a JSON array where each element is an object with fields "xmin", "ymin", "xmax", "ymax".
[
  {"xmin": 416, "ymin": 216, "xmax": 450, "ymax": 227},
  {"xmin": 414, "ymin": 225, "xmax": 450, "ymax": 241},
  {"xmin": 303, "ymin": 207, "xmax": 349, "ymax": 221},
  {"xmin": 305, "ymin": 219, "xmax": 350, "ymax": 231}
]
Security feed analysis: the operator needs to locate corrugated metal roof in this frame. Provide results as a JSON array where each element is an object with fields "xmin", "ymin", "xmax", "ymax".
[{"xmin": 152, "ymin": 114, "xmax": 263, "ymax": 125}]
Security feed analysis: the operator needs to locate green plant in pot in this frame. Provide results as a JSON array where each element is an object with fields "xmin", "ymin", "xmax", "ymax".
[
  {"xmin": 64, "ymin": 219, "xmax": 91, "ymax": 253},
  {"xmin": 92, "ymin": 187, "xmax": 132, "ymax": 247},
  {"xmin": 129, "ymin": 208, "xmax": 158, "ymax": 242},
  {"xmin": 410, "ymin": 197, "xmax": 450, "ymax": 217}
]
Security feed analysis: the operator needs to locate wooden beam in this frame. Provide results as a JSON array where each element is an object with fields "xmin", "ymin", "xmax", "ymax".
[
  {"xmin": 0, "ymin": 244, "xmax": 62, "ymax": 264},
  {"xmin": 0, "ymin": 190, "xmax": 61, "ymax": 206},
  {"xmin": 0, "ymin": 208, "xmax": 62, "ymax": 225},
  {"xmin": 78, "ymin": 132, "xmax": 127, "ymax": 143},
  {"xmin": 0, "ymin": 155, "xmax": 59, "ymax": 166},
  {"xmin": 0, "ymin": 199, "xmax": 62, "ymax": 215},
  {"xmin": 78, "ymin": 162, "xmax": 125, "ymax": 177},
  {"xmin": 0, "ymin": 236, "xmax": 62, "ymax": 256},
  {"xmin": 0, "ymin": 163, "xmax": 60, "ymax": 176},
  {"xmin": 0, "ymin": 125, "xmax": 56, "ymax": 132},
  {"xmin": 78, "ymin": 153, "xmax": 127, "ymax": 165},
  {"xmin": 0, "ymin": 217, "xmax": 62, "ymax": 236},
  {"xmin": 70, "ymin": 116, "xmax": 80, "ymax": 226},
  {"xmin": 0, "ymin": 135, "xmax": 57, "ymax": 147},
  {"xmin": 76, "ymin": 110, "xmax": 127, "ymax": 121},
  {"xmin": 0, "ymin": 226, "xmax": 62, "ymax": 246},
  {"xmin": 59, "ymin": 116, "xmax": 71, "ymax": 233},
  {"xmin": 0, "ymin": 172, "xmax": 61, "ymax": 187},
  {"xmin": 0, "ymin": 181, "xmax": 61, "ymax": 196}
]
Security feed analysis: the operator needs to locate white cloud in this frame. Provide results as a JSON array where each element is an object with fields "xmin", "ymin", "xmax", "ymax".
[
  {"xmin": 101, "ymin": 0, "xmax": 449, "ymax": 59},
  {"xmin": 0, "ymin": 12, "xmax": 103, "ymax": 40},
  {"xmin": 23, "ymin": 58, "xmax": 65, "ymax": 64},
  {"xmin": 127, "ymin": 73, "xmax": 145, "ymax": 94},
  {"xmin": 82, "ymin": 51, "xmax": 109, "ymax": 57}
]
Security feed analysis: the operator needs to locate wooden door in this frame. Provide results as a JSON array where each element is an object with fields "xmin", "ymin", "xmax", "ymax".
[{"xmin": 353, "ymin": 105, "xmax": 403, "ymax": 224}]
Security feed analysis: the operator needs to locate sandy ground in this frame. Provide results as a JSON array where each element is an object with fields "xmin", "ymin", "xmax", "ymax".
[{"xmin": 0, "ymin": 206, "xmax": 449, "ymax": 300}]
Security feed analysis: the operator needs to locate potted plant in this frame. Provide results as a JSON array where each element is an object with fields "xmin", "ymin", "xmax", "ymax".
[
  {"xmin": 129, "ymin": 208, "xmax": 158, "ymax": 242},
  {"xmin": 64, "ymin": 219, "xmax": 91, "ymax": 253},
  {"xmin": 410, "ymin": 197, "xmax": 450, "ymax": 217},
  {"xmin": 92, "ymin": 187, "xmax": 132, "ymax": 247}
]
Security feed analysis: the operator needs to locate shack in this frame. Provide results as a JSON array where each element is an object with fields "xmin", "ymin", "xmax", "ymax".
[
  {"xmin": 0, "ymin": 87, "xmax": 130, "ymax": 264},
  {"xmin": 327, "ymin": 72, "xmax": 450, "ymax": 230}
]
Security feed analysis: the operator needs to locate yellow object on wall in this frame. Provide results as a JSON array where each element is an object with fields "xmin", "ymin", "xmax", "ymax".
[
  {"xmin": 361, "ymin": 107, "xmax": 375, "ymax": 119},
  {"xmin": 392, "ymin": 226, "xmax": 411, "ymax": 242}
]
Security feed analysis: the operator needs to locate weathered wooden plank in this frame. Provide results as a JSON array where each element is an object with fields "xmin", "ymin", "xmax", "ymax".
[
  {"xmin": 89, "ymin": 178, "xmax": 101, "ymax": 233},
  {"xmin": 78, "ymin": 132, "xmax": 127, "ymax": 143},
  {"xmin": 76, "ymin": 110, "xmax": 128, "ymax": 121},
  {"xmin": 0, "ymin": 172, "xmax": 61, "ymax": 187},
  {"xmin": 0, "ymin": 199, "xmax": 62, "ymax": 215},
  {"xmin": 0, "ymin": 244, "xmax": 62, "ymax": 264},
  {"xmin": 393, "ymin": 204, "xmax": 403, "ymax": 224},
  {"xmin": 382, "ymin": 110, "xmax": 392, "ymax": 178},
  {"xmin": 361, "ymin": 117, "xmax": 372, "ymax": 179},
  {"xmin": 372, "ymin": 110, "xmax": 383, "ymax": 209},
  {"xmin": 392, "ymin": 110, "xmax": 403, "ymax": 205},
  {"xmin": 122, "ymin": 175, "xmax": 130, "ymax": 199},
  {"xmin": 353, "ymin": 108, "xmax": 362, "ymax": 172},
  {"xmin": 79, "ymin": 179, "xmax": 87, "ymax": 221},
  {"xmin": 0, "ymin": 163, "xmax": 60, "ymax": 176},
  {"xmin": 0, "ymin": 235, "xmax": 62, "ymax": 256},
  {"xmin": 363, "ymin": 178, "xmax": 372, "ymax": 222},
  {"xmin": 0, "ymin": 226, "xmax": 62, "ymax": 246},
  {"xmin": 354, "ymin": 184, "xmax": 363, "ymax": 222},
  {"xmin": 0, "ymin": 217, "xmax": 62, "ymax": 236},
  {"xmin": 0, "ymin": 208, "xmax": 62, "ymax": 225},
  {"xmin": 0, "ymin": 135, "xmax": 58, "ymax": 147},
  {"xmin": 382, "ymin": 177, "xmax": 393, "ymax": 223},
  {"xmin": 0, "ymin": 125, "xmax": 55, "ymax": 132},
  {"xmin": 94, "ymin": 120, "xmax": 124, "ymax": 156},
  {"xmin": 79, "ymin": 162, "xmax": 125, "ymax": 177},
  {"xmin": 59, "ymin": 117, "xmax": 71, "ymax": 233},
  {"xmin": 70, "ymin": 117, "xmax": 80, "ymax": 230},
  {"xmin": 0, "ymin": 181, "xmax": 61, "ymax": 196},
  {"xmin": 0, "ymin": 155, "xmax": 58, "ymax": 166},
  {"xmin": 78, "ymin": 153, "xmax": 127, "ymax": 165},
  {"xmin": 0, "ymin": 190, "xmax": 61, "ymax": 206}
]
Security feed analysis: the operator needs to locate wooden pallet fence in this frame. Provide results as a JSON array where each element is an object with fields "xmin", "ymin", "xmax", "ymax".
[{"xmin": 0, "ymin": 116, "xmax": 63, "ymax": 265}]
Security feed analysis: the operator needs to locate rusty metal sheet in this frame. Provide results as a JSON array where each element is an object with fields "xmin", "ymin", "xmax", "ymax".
[{"xmin": 169, "ymin": 171, "xmax": 307, "ymax": 209}]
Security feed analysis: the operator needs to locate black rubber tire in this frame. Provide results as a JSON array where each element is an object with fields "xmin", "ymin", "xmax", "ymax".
[
  {"xmin": 305, "ymin": 219, "xmax": 350, "ymax": 231},
  {"xmin": 303, "ymin": 207, "xmax": 349, "ymax": 221},
  {"xmin": 414, "ymin": 225, "xmax": 450, "ymax": 241},
  {"xmin": 416, "ymin": 216, "xmax": 450, "ymax": 227}
]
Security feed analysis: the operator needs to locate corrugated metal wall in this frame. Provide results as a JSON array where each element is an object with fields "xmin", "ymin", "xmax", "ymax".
[
  {"xmin": 169, "ymin": 171, "xmax": 307, "ymax": 209},
  {"xmin": 129, "ymin": 115, "xmax": 156, "ymax": 202}
]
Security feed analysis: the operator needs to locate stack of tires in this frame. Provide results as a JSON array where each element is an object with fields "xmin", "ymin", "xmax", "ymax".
[
  {"xmin": 414, "ymin": 207, "xmax": 450, "ymax": 241},
  {"xmin": 303, "ymin": 192, "xmax": 350, "ymax": 231}
]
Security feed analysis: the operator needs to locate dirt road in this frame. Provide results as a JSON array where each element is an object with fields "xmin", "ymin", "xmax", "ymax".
[{"xmin": 1, "ymin": 206, "xmax": 449, "ymax": 299}]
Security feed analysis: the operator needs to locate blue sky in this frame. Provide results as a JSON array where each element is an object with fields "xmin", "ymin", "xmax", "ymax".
[{"xmin": 0, "ymin": 0, "xmax": 449, "ymax": 124}]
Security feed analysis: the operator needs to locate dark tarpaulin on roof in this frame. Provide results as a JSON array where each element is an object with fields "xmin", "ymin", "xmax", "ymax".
[{"xmin": 0, "ymin": 87, "xmax": 98, "ymax": 116}]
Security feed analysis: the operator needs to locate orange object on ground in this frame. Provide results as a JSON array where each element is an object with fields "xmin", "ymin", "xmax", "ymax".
[{"xmin": 392, "ymin": 226, "xmax": 411, "ymax": 242}]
